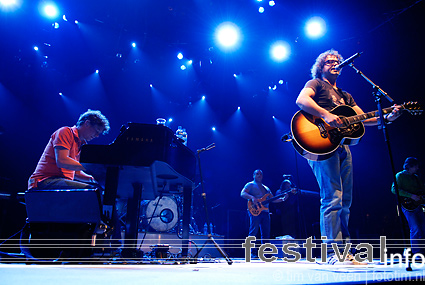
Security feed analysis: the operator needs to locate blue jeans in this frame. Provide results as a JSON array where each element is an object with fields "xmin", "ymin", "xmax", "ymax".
[
  {"xmin": 308, "ymin": 145, "xmax": 353, "ymax": 251},
  {"xmin": 36, "ymin": 177, "xmax": 95, "ymax": 190},
  {"xmin": 402, "ymin": 207, "xmax": 425, "ymax": 254},
  {"xmin": 248, "ymin": 211, "xmax": 271, "ymax": 244}
]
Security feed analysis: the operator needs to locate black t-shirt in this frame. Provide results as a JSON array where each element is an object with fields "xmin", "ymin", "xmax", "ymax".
[{"xmin": 304, "ymin": 78, "xmax": 357, "ymax": 111}]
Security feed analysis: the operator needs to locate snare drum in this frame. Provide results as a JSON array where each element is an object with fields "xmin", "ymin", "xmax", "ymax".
[{"xmin": 143, "ymin": 196, "xmax": 180, "ymax": 232}]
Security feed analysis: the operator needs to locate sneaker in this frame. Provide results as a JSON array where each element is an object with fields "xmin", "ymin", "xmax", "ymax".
[{"xmin": 327, "ymin": 253, "xmax": 367, "ymax": 265}]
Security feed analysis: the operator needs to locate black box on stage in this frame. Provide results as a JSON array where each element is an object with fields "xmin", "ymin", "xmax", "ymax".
[
  {"xmin": 25, "ymin": 189, "xmax": 101, "ymax": 223},
  {"xmin": 22, "ymin": 189, "xmax": 102, "ymax": 260}
]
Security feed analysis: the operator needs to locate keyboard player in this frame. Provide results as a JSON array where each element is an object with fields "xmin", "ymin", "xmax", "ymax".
[{"xmin": 28, "ymin": 109, "xmax": 110, "ymax": 192}]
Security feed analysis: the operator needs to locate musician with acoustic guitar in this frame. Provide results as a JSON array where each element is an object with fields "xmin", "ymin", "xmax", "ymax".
[
  {"xmin": 241, "ymin": 169, "xmax": 286, "ymax": 255},
  {"xmin": 295, "ymin": 49, "xmax": 401, "ymax": 265},
  {"xmin": 392, "ymin": 157, "xmax": 425, "ymax": 255}
]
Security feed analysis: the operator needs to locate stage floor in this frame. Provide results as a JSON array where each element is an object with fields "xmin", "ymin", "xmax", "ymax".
[{"xmin": 1, "ymin": 258, "xmax": 425, "ymax": 284}]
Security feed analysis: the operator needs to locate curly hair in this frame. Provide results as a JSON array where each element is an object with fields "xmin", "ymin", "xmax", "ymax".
[
  {"xmin": 76, "ymin": 109, "xmax": 110, "ymax": 135},
  {"xmin": 311, "ymin": 49, "xmax": 343, "ymax": 79}
]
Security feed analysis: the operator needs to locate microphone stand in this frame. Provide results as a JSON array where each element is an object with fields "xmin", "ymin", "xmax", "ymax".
[
  {"xmin": 192, "ymin": 143, "xmax": 233, "ymax": 265},
  {"xmin": 348, "ymin": 63, "xmax": 411, "ymax": 271}
]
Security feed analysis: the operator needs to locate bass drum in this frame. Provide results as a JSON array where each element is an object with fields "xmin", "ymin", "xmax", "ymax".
[{"xmin": 144, "ymin": 196, "xmax": 180, "ymax": 232}]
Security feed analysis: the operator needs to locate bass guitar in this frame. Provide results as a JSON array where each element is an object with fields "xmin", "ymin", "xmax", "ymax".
[
  {"xmin": 247, "ymin": 188, "xmax": 295, "ymax": 216},
  {"xmin": 401, "ymin": 193, "xmax": 425, "ymax": 211},
  {"xmin": 290, "ymin": 102, "xmax": 422, "ymax": 161}
]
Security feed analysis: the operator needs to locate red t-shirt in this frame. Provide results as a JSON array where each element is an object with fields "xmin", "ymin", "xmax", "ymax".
[{"xmin": 28, "ymin": 126, "xmax": 84, "ymax": 189}]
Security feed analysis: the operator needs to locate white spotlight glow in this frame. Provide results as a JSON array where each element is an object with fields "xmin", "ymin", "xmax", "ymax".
[
  {"xmin": 258, "ymin": 7, "xmax": 265, "ymax": 13},
  {"xmin": 201, "ymin": 95, "xmax": 206, "ymax": 100},
  {"xmin": 212, "ymin": 127, "xmax": 216, "ymax": 131},
  {"xmin": 33, "ymin": 46, "xmax": 39, "ymax": 51},
  {"xmin": 132, "ymin": 42, "xmax": 136, "ymax": 48},
  {"xmin": 95, "ymin": 70, "xmax": 99, "ymax": 74},
  {"xmin": 42, "ymin": 3, "xmax": 59, "ymax": 19},
  {"xmin": 269, "ymin": 1, "xmax": 275, "ymax": 7},
  {"xmin": 215, "ymin": 22, "xmax": 241, "ymax": 50},
  {"xmin": 305, "ymin": 17, "xmax": 326, "ymax": 39},
  {"xmin": 177, "ymin": 52, "xmax": 183, "ymax": 60},
  {"xmin": 168, "ymin": 118, "xmax": 173, "ymax": 122},
  {"xmin": 0, "ymin": 0, "xmax": 21, "ymax": 11},
  {"xmin": 180, "ymin": 65, "xmax": 187, "ymax": 70},
  {"xmin": 270, "ymin": 41, "xmax": 290, "ymax": 62}
]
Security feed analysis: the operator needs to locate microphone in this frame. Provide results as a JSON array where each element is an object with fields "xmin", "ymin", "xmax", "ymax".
[{"xmin": 335, "ymin": 52, "xmax": 363, "ymax": 70}]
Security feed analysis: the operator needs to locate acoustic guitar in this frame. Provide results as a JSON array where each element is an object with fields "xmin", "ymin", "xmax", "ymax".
[{"xmin": 290, "ymin": 102, "xmax": 422, "ymax": 161}]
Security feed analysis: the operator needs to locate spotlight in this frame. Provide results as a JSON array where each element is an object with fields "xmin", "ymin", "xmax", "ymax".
[
  {"xmin": 215, "ymin": 22, "xmax": 241, "ymax": 50},
  {"xmin": 41, "ymin": 3, "xmax": 60, "ymax": 19},
  {"xmin": 238, "ymin": 106, "xmax": 241, "ymax": 110},
  {"xmin": 52, "ymin": 22, "xmax": 59, "ymax": 29},
  {"xmin": 305, "ymin": 17, "xmax": 326, "ymax": 39},
  {"xmin": 74, "ymin": 20, "xmax": 79, "ymax": 24},
  {"xmin": 177, "ymin": 52, "xmax": 183, "ymax": 60},
  {"xmin": 258, "ymin": 7, "xmax": 265, "ymax": 13},
  {"xmin": 33, "ymin": 46, "xmax": 39, "ymax": 51},
  {"xmin": 269, "ymin": 1, "xmax": 275, "ymax": 7},
  {"xmin": 201, "ymin": 95, "xmax": 206, "ymax": 100},
  {"xmin": 132, "ymin": 42, "xmax": 136, "ymax": 48},
  {"xmin": 272, "ymin": 115, "xmax": 275, "ymax": 119},
  {"xmin": 278, "ymin": 79, "xmax": 284, "ymax": 84},
  {"xmin": 95, "ymin": 69, "xmax": 99, "ymax": 74},
  {"xmin": 168, "ymin": 118, "xmax": 173, "ymax": 122},
  {"xmin": 62, "ymin": 15, "xmax": 67, "ymax": 21},
  {"xmin": 233, "ymin": 74, "xmax": 237, "ymax": 78},
  {"xmin": 212, "ymin": 127, "xmax": 216, "ymax": 131},
  {"xmin": 0, "ymin": 0, "xmax": 21, "ymax": 11},
  {"xmin": 180, "ymin": 65, "xmax": 187, "ymax": 70},
  {"xmin": 150, "ymin": 84, "xmax": 153, "ymax": 88},
  {"xmin": 188, "ymin": 60, "xmax": 192, "ymax": 65},
  {"xmin": 270, "ymin": 41, "xmax": 290, "ymax": 62},
  {"xmin": 59, "ymin": 92, "xmax": 63, "ymax": 96}
]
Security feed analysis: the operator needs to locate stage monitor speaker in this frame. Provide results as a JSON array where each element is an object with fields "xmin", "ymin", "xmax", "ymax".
[{"xmin": 25, "ymin": 189, "xmax": 101, "ymax": 224}]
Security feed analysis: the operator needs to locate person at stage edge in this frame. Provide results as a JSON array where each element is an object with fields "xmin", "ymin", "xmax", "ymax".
[
  {"xmin": 241, "ymin": 169, "xmax": 285, "ymax": 254},
  {"xmin": 28, "ymin": 109, "xmax": 110, "ymax": 190},
  {"xmin": 392, "ymin": 157, "xmax": 425, "ymax": 255},
  {"xmin": 295, "ymin": 49, "xmax": 401, "ymax": 265}
]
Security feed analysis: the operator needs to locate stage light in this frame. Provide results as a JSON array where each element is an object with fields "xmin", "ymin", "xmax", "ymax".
[
  {"xmin": 269, "ymin": 1, "xmax": 275, "ymax": 7},
  {"xmin": 177, "ymin": 52, "xmax": 183, "ymax": 60},
  {"xmin": 62, "ymin": 15, "xmax": 67, "ymax": 21},
  {"xmin": 278, "ymin": 79, "xmax": 284, "ymax": 84},
  {"xmin": 305, "ymin": 17, "xmax": 326, "ymax": 39},
  {"xmin": 52, "ymin": 22, "xmax": 59, "ymax": 29},
  {"xmin": 233, "ymin": 74, "xmax": 237, "ymax": 78},
  {"xmin": 272, "ymin": 115, "xmax": 275, "ymax": 119},
  {"xmin": 215, "ymin": 22, "xmax": 241, "ymax": 50},
  {"xmin": 132, "ymin": 42, "xmax": 136, "ymax": 48},
  {"xmin": 201, "ymin": 95, "xmax": 206, "ymax": 100},
  {"xmin": 258, "ymin": 7, "xmax": 265, "ymax": 13},
  {"xmin": 0, "ymin": 0, "xmax": 21, "ymax": 11},
  {"xmin": 41, "ymin": 3, "xmax": 60, "ymax": 19},
  {"xmin": 74, "ymin": 20, "xmax": 79, "ymax": 24},
  {"xmin": 168, "ymin": 118, "xmax": 173, "ymax": 122},
  {"xmin": 180, "ymin": 65, "xmax": 187, "ymax": 70},
  {"xmin": 33, "ymin": 46, "xmax": 39, "ymax": 51},
  {"xmin": 238, "ymin": 106, "xmax": 241, "ymax": 110},
  {"xmin": 95, "ymin": 69, "xmax": 99, "ymax": 74},
  {"xmin": 212, "ymin": 127, "xmax": 216, "ymax": 131},
  {"xmin": 188, "ymin": 60, "xmax": 192, "ymax": 65},
  {"xmin": 150, "ymin": 84, "xmax": 153, "ymax": 88},
  {"xmin": 59, "ymin": 92, "xmax": 63, "ymax": 96},
  {"xmin": 270, "ymin": 41, "xmax": 290, "ymax": 62}
]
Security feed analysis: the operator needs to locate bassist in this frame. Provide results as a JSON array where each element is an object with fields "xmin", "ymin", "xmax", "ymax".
[
  {"xmin": 392, "ymin": 157, "xmax": 425, "ymax": 255},
  {"xmin": 241, "ymin": 169, "xmax": 285, "ymax": 255},
  {"xmin": 295, "ymin": 49, "xmax": 401, "ymax": 265}
]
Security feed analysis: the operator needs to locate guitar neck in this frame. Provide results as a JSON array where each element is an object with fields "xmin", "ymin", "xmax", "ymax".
[
  {"xmin": 345, "ymin": 107, "xmax": 394, "ymax": 125},
  {"xmin": 263, "ymin": 189, "xmax": 292, "ymax": 205}
]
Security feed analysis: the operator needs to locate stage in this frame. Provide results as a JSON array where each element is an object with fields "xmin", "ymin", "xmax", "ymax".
[{"xmin": 1, "ymin": 258, "xmax": 425, "ymax": 284}]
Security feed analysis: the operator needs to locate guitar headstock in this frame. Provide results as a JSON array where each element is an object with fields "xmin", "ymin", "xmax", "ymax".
[{"xmin": 402, "ymin": 101, "xmax": 423, "ymax": 116}]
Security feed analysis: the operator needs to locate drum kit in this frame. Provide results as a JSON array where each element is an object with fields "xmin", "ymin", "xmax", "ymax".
[{"xmin": 117, "ymin": 195, "xmax": 191, "ymax": 233}]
